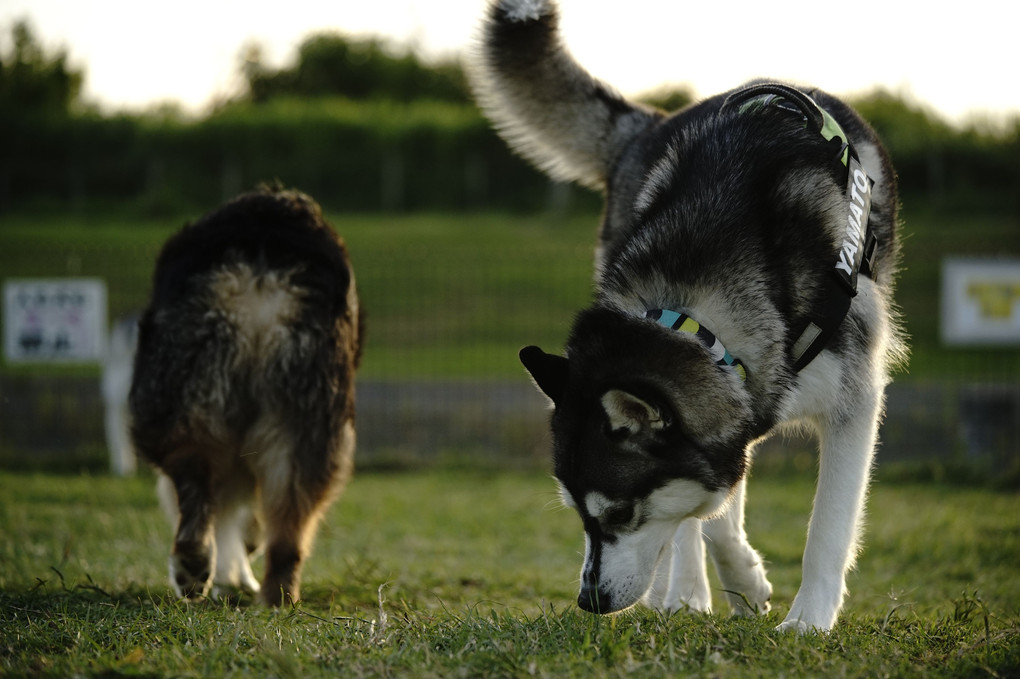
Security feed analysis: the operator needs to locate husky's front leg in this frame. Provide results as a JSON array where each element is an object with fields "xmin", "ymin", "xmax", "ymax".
[
  {"xmin": 780, "ymin": 387, "xmax": 883, "ymax": 633},
  {"xmin": 643, "ymin": 518, "xmax": 712, "ymax": 613},
  {"xmin": 703, "ymin": 476, "xmax": 772, "ymax": 616}
]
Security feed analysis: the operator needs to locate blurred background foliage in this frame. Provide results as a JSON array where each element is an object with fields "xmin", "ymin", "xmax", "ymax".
[
  {"xmin": 0, "ymin": 20, "xmax": 1017, "ymax": 475},
  {"xmin": 2, "ymin": 20, "xmax": 1017, "ymax": 216}
]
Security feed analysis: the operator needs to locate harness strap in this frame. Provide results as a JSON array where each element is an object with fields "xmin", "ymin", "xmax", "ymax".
[{"xmin": 722, "ymin": 83, "xmax": 880, "ymax": 372}]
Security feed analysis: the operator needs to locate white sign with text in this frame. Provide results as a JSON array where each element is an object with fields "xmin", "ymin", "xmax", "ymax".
[
  {"xmin": 3, "ymin": 279, "xmax": 108, "ymax": 363},
  {"xmin": 940, "ymin": 258, "xmax": 1020, "ymax": 346}
]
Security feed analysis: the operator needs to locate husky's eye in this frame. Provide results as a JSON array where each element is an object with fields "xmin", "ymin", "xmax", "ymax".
[{"xmin": 603, "ymin": 504, "xmax": 634, "ymax": 527}]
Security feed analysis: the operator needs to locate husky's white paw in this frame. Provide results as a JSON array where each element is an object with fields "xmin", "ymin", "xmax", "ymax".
[
  {"xmin": 647, "ymin": 572, "xmax": 712, "ymax": 614},
  {"xmin": 780, "ymin": 586, "xmax": 841, "ymax": 633},
  {"xmin": 776, "ymin": 612, "xmax": 833, "ymax": 634},
  {"xmin": 725, "ymin": 571, "xmax": 773, "ymax": 617},
  {"xmin": 776, "ymin": 618, "xmax": 821, "ymax": 634},
  {"xmin": 661, "ymin": 588, "xmax": 713, "ymax": 615}
]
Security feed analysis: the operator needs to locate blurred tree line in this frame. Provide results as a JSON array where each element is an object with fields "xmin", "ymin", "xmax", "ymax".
[
  {"xmin": 0, "ymin": 21, "xmax": 82, "ymax": 114},
  {"xmin": 1, "ymin": 19, "xmax": 1018, "ymax": 215},
  {"xmin": 242, "ymin": 34, "xmax": 470, "ymax": 104}
]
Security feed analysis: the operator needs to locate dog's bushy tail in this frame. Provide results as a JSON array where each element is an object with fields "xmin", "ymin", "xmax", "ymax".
[{"xmin": 468, "ymin": 0, "xmax": 661, "ymax": 191}]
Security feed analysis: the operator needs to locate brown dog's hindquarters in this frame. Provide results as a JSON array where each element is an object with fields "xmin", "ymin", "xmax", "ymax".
[{"xmin": 130, "ymin": 187, "xmax": 362, "ymax": 606}]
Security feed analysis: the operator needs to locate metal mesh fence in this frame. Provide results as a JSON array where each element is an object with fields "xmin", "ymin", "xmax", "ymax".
[{"xmin": 1, "ymin": 211, "xmax": 1017, "ymax": 475}]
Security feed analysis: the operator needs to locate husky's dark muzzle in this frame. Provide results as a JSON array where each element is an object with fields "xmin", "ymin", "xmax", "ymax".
[{"xmin": 578, "ymin": 573, "xmax": 614, "ymax": 614}]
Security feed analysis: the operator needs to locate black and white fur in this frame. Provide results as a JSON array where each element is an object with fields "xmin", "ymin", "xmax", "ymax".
[
  {"xmin": 130, "ymin": 187, "xmax": 362, "ymax": 606},
  {"xmin": 470, "ymin": 0, "xmax": 906, "ymax": 632}
]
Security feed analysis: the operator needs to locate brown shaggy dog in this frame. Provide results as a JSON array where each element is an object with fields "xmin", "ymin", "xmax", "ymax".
[{"xmin": 130, "ymin": 187, "xmax": 362, "ymax": 605}]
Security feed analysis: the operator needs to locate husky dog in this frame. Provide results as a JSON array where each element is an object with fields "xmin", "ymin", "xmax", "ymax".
[
  {"xmin": 130, "ymin": 187, "xmax": 362, "ymax": 606},
  {"xmin": 470, "ymin": 0, "xmax": 906, "ymax": 632}
]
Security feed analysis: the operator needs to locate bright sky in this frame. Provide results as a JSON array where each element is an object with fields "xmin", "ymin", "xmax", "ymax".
[{"xmin": 1, "ymin": 0, "xmax": 1017, "ymax": 126}]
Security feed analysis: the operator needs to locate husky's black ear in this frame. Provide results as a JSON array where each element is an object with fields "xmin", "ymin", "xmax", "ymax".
[
  {"xmin": 520, "ymin": 345, "xmax": 569, "ymax": 404},
  {"xmin": 601, "ymin": 390, "xmax": 667, "ymax": 434}
]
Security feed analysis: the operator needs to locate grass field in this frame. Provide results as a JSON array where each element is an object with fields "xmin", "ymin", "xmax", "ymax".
[
  {"xmin": 1, "ymin": 200, "xmax": 1017, "ymax": 381},
  {"xmin": 1, "ymin": 202, "xmax": 1018, "ymax": 674},
  {"xmin": 1, "ymin": 468, "xmax": 1018, "ymax": 677}
]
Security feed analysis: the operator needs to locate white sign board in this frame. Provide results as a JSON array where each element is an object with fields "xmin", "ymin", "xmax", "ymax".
[
  {"xmin": 3, "ymin": 278, "xmax": 108, "ymax": 363},
  {"xmin": 941, "ymin": 258, "xmax": 1020, "ymax": 346}
]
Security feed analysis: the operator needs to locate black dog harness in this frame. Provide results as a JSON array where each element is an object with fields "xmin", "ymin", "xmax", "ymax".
[{"xmin": 722, "ymin": 83, "xmax": 880, "ymax": 372}]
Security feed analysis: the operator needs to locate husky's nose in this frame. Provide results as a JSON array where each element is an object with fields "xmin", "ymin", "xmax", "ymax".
[{"xmin": 578, "ymin": 582, "xmax": 613, "ymax": 614}]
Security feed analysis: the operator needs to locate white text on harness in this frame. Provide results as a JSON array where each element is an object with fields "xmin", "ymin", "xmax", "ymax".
[{"xmin": 835, "ymin": 168, "xmax": 871, "ymax": 277}]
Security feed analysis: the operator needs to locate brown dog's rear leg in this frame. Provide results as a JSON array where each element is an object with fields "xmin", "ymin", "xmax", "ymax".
[
  {"xmin": 162, "ymin": 451, "xmax": 216, "ymax": 600},
  {"xmin": 259, "ymin": 494, "xmax": 327, "ymax": 606}
]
